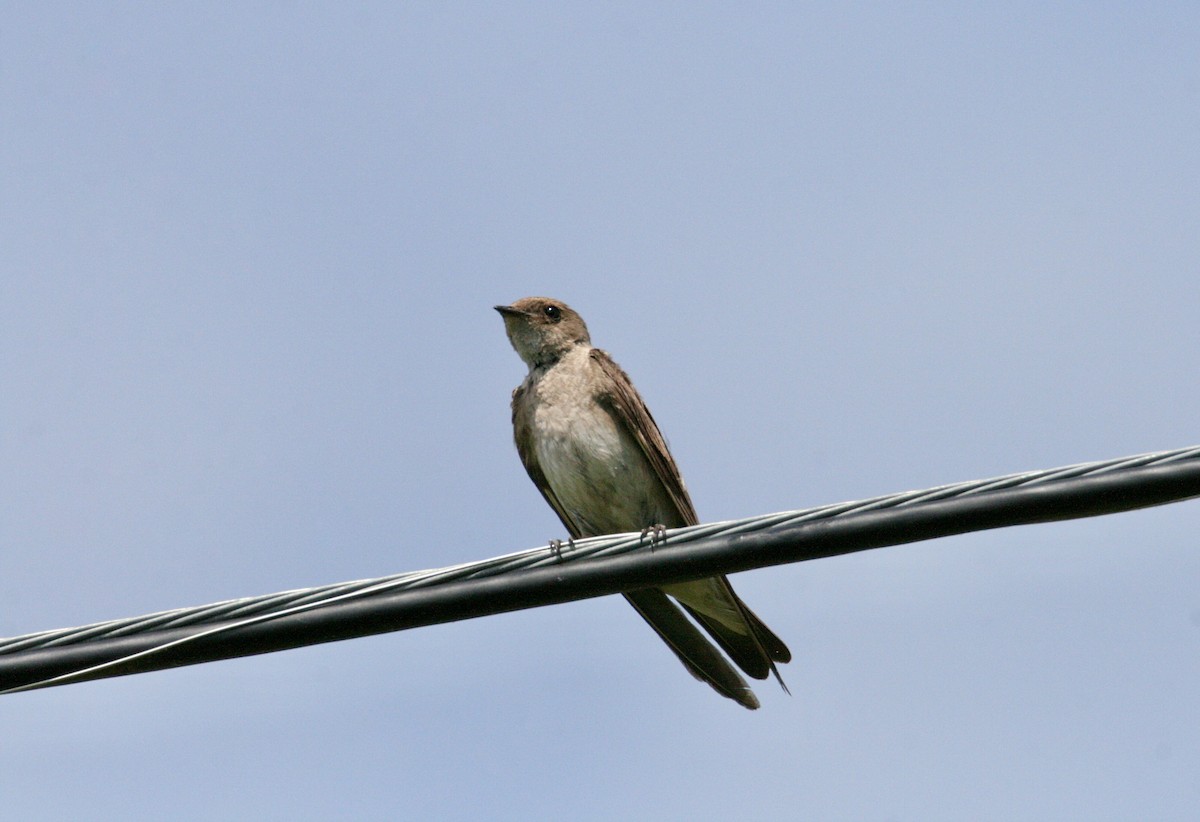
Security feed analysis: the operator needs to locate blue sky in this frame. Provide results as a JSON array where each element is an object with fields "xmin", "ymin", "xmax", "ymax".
[{"xmin": 3, "ymin": 3, "xmax": 1199, "ymax": 819}]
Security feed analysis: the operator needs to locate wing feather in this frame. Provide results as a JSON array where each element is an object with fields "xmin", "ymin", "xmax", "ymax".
[{"xmin": 589, "ymin": 349, "xmax": 698, "ymax": 525}]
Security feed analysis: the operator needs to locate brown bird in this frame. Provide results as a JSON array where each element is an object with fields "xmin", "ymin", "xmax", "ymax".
[{"xmin": 495, "ymin": 296, "xmax": 790, "ymax": 709}]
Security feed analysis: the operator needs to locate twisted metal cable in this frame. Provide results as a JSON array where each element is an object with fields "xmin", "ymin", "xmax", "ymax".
[{"xmin": 2, "ymin": 444, "xmax": 1199, "ymax": 693}]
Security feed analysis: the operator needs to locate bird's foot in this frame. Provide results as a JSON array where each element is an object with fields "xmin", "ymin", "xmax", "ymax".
[
  {"xmin": 548, "ymin": 538, "xmax": 575, "ymax": 561},
  {"xmin": 640, "ymin": 524, "xmax": 667, "ymax": 549}
]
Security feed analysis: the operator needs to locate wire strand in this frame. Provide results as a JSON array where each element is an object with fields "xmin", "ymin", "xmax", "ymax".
[{"xmin": 2, "ymin": 445, "xmax": 1199, "ymax": 693}]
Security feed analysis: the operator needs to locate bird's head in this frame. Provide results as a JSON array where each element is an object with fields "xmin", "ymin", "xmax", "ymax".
[{"xmin": 494, "ymin": 297, "xmax": 592, "ymax": 368}]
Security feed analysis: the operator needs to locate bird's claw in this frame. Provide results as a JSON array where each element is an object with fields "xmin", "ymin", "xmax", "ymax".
[
  {"xmin": 640, "ymin": 524, "xmax": 667, "ymax": 549},
  {"xmin": 548, "ymin": 538, "xmax": 575, "ymax": 561}
]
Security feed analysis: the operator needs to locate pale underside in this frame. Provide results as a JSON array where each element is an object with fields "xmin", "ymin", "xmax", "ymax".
[{"xmin": 520, "ymin": 346, "xmax": 747, "ymax": 633}]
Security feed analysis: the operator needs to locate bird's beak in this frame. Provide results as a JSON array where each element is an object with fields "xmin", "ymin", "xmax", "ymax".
[{"xmin": 494, "ymin": 304, "xmax": 528, "ymax": 318}]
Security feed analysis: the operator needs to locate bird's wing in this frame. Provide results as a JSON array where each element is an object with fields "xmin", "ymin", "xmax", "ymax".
[
  {"xmin": 588, "ymin": 348, "xmax": 698, "ymax": 526},
  {"xmin": 513, "ymin": 378, "xmax": 762, "ymax": 709},
  {"xmin": 590, "ymin": 348, "xmax": 790, "ymax": 687}
]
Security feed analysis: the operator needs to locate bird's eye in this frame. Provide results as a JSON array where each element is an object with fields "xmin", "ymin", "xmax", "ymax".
[{"xmin": 543, "ymin": 305, "xmax": 562, "ymax": 322}]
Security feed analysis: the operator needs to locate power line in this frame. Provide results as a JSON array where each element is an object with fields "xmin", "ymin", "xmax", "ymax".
[{"xmin": 2, "ymin": 445, "xmax": 1199, "ymax": 694}]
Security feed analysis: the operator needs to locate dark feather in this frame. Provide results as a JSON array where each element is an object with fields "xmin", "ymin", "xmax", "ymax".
[{"xmin": 624, "ymin": 589, "xmax": 759, "ymax": 710}]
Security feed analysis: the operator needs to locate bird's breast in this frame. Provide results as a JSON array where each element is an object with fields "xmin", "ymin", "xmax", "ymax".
[{"xmin": 526, "ymin": 359, "xmax": 664, "ymax": 536}]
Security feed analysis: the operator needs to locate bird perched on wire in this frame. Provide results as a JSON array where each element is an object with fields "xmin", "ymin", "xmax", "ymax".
[{"xmin": 495, "ymin": 296, "xmax": 790, "ymax": 709}]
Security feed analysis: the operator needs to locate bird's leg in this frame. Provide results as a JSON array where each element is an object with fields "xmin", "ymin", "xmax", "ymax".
[{"xmin": 639, "ymin": 523, "xmax": 667, "ymax": 549}]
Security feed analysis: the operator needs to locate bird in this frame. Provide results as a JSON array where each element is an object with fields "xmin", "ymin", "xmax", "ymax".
[{"xmin": 495, "ymin": 296, "xmax": 790, "ymax": 709}]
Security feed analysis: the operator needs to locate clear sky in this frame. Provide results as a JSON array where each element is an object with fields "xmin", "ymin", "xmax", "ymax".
[{"xmin": 3, "ymin": 3, "xmax": 1199, "ymax": 819}]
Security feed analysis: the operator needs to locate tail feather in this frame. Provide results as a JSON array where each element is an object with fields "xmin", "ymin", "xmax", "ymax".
[
  {"xmin": 681, "ymin": 597, "xmax": 790, "ymax": 695},
  {"xmin": 623, "ymin": 589, "xmax": 759, "ymax": 710},
  {"xmin": 680, "ymin": 604, "xmax": 772, "ymax": 679},
  {"xmin": 739, "ymin": 600, "xmax": 792, "ymax": 664},
  {"xmin": 668, "ymin": 575, "xmax": 792, "ymax": 692}
]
